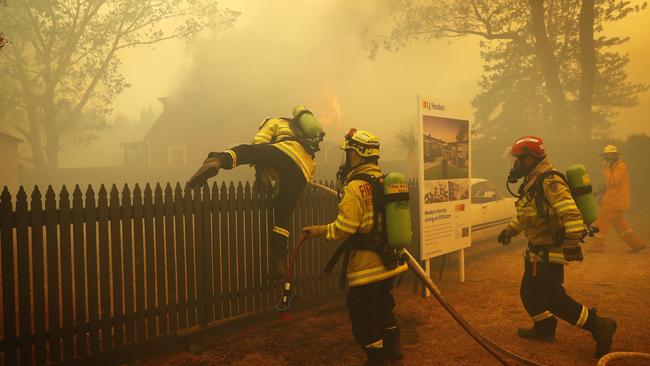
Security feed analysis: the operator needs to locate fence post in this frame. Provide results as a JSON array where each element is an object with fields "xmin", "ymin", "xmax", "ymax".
[
  {"xmin": 122, "ymin": 184, "xmax": 136, "ymax": 344},
  {"xmin": 110, "ymin": 184, "xmax": 125, "ymax": 347}
]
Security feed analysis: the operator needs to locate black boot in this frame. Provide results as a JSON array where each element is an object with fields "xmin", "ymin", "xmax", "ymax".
[
  {"xmin": 517, "ymin": 317, "xmax": 556, "ymax": 342},
  {"xmin": 383, "ymin": 327, "xmax": 403, "ymax": 363},
  {"xmin": 363, "ymin": 347, "xmax": 389, "ymax": 366},
  {"xmin": 587, "ymin": 309, "xmax": 617, "ymax": 358},
  {"xmin": 268, "ymin": 232, "xmax": 288, "ymax": 280}
]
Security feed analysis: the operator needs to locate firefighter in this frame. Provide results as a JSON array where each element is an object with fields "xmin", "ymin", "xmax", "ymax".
[
  {"xmin": 498, "ymin": 136, "xmax": 617, "ymax": 359},
  {"xmin": 188, "ymin": 106, "xmax": 323, "ymax": 280},
  {"xmin": 302, "ymin": 129, "xmax": 408, "ymax": 366},
  {"xmin": 591, "ymin": 145, "xmax": 646, "ymax": 253}
]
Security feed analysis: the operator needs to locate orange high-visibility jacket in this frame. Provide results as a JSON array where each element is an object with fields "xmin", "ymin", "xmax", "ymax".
[{"xmin": 601, "ymin": 160, "xmax": 630, "ymax": 211}]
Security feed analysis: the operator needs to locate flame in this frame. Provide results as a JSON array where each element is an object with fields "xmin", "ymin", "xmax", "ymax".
[{"xmin": 312, "ymin": 87, "xmax": 342, "ymax": 132}]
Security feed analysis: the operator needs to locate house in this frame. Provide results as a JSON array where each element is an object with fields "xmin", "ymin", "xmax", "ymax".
[
  {"xmin": 0, "ymin": 131, "xmax": 23, "ymax": 190},
  {"xmin": 423, "ymin": 134, "xmax": 445, "ymax": 162}
]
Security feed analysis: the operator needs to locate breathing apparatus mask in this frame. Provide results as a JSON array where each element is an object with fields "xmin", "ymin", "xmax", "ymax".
[{"xmin": 506, "ymin": 154, "xmax": 541, "ymax": 197}]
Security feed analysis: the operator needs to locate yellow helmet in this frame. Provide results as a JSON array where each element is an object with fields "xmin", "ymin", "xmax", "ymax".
[
  {"xmin": 601, "ymin": 144, "xmax": 619, "ymax": 155},
  {"xmin": 340, "ymin": 128, "xmax": 380, "ymax": 157}
]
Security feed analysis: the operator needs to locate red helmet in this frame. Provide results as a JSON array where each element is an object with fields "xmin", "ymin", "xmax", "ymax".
[{"xmin": 511, "ymin": 136, "xmax": 546, "ymax": 158}]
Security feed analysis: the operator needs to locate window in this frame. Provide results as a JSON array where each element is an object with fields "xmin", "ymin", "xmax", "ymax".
[
  {"xmin": 167, "ymin": 145, "xmax": 187, "ymax": 166},
  {"xmin": 471, "ymin": 181, "xmax": 501, "ymax": 204}
]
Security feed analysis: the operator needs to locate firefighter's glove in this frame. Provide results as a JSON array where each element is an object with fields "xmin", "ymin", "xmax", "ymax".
[
  {"xmin": 188, "ymin": 157, "xmax": 221, "ymax": 190},
  {"xmin": 302, "ymin": 225, "xmax": 326, "ymax": 239},
  {"xmin": 498, "ymin": 228, "xmax": 514, "ymax": 246},
  {"xmin": 563, "ymin": 240, "xmax": 584, "ymax": 262}
]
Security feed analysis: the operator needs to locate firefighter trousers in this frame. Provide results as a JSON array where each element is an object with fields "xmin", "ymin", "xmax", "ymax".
[
  {"xmin": 520, "ymin": 259, "xmax": 590, "ymax": 333},
  {"xmin": 347, "ymin": 277, "xmax": 398, "ymax": 349},
  {"xmin": 218, "ymin": 143, "xmax": 307, "ymax": 247},
  {"xmin": 593, "ymin": 209, "xmax": 644, "ymax": 249}
]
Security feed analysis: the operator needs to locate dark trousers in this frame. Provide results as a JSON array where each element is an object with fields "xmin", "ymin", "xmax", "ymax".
[
  {"xmin": 347, "ymin": 278, "xmax": 397, "ymax": 348},
  {"xmin": 220, "ymin": 143, "xmax": 307, "ymax": 245},
  {"xmin": 520, "ymin": 259, "xmax": 585, "ymax": 331}
]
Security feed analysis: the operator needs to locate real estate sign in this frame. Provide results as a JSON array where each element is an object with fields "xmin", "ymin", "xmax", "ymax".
[{"xmin": 417, "ymin": 97, "xmax": 472, "ymax": 260}]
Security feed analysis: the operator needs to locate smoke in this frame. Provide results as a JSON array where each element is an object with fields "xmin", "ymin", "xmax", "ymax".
[{"xmin": 168, "ymin": 0, "xmax": 482, "ymax": 164}]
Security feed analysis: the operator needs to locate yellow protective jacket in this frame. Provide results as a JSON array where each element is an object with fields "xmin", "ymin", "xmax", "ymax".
[
  {"xmin": 321, "ymin": 164, "xmax": 408, "ymax": 287},
  {"xmin": 251, "ymin": 117, "xmax": 316, "ymax": 181},
  {"xmin": 506, "ymin": 158, "xmax": 587, "ymax": 264},
  {"xmin": 601, "ymin": 160, "xmax": 630, "ymax": 211}
]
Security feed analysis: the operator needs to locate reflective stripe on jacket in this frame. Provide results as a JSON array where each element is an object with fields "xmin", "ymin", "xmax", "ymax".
[
  {"xmin": 322, "ymin": 164, "xmax": 407, "ymax": 287},
  {"xmin": 253, "ymin": 118, "xmax": 315, "ymax": 181},
  {"xmin": 506, "ymin": 158, "xmax": 586, "ymax": 264}
]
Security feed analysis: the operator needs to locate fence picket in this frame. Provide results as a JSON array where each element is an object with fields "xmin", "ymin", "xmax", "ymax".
[
  {"xmin": 219, "ymin": 182, "xmax": 231, "ymax": 318},
  {"xmin": 85, "ymin": 185, "xmax": 100, "ymax": 353},
  {"xmin": 59, "ymin": 186, "xmax": 74, "ymax": 359},
  {"xmin": 1, "ymin": 188, "xmax": 17, "ymax": 365},
  {"xmin": 183, "ymin": 185, "xmax": 197, "ymax": 326},
  {"xmin": 72, "ymin": 186, "xmax": 87, "ymax": 355},
  {"xmin": 154, "ymin": 184, "xmax": 168, "ymax": 335},
  {"xmin": 235, "ymin": 183, "xmax": 245, "ymax": 315},
  {"xmin": 251, "ymin": 185, "xmax": 261, "ymax": 311},
  {"xmin": 211, "ymin": 183, "xmax": 223, "ymax": 321},
  {"xmin": 193, "ymin": 185, "xmax": 206, "ymax": 327},
  {"xmin": 199, "ymin": 184, "xmax": 212, "ymax": 325},
  {"xmin": 97, "ymin": 185, "xmax": 112, "ymax": 351},
  {"xmin": 259, "ymin": 188, "xmax": 270, "ymax": 310},
  {"xmin": 45, "ymin": 186, "xmax": 62, "ymax": 361},
  {"xmin": 16, "ymin": 187, "xmax": 32, "ymax": 364},
  {"xmin": 29, "ymin": 186, "xmax": 47, "ymax": 364},
  {"xmin": 173, "ymin": 184, "xmax": 188, "ymax": 329},
  {"xmin": 143, "ymin": 184, "xmax": 157, "ymax": 337},
  {"xmin": 109, "ymin": 185, "xmax": 125, "ymax": 347},
  {"xmin": 164, "ymin": 184, "xmax": 178, "ymax": 332},
  {"xmin": 244, "ymin": 183, "xmax": 254, "ymax": 312},
  {"xmin": 121, "ymin": 184, "xmax": 136, "ymax": 344},
  {"xmin": 227, "ymin": 183, "xmax": 239, "ymax": 316},
  {"xmin": 132, "ymin": 185, "xmax": 146, "ymax": 340}
]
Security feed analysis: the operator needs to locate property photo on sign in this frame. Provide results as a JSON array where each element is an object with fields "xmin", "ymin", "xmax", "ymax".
[{"xmin": 422, "ymin": 116, "xmax": 469, "ymax": 180}]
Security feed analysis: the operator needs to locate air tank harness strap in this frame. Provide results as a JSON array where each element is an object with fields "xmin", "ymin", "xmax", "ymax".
[{"xmin": 324, "ymin": 238, "xmax": 372, "ymax": 289}]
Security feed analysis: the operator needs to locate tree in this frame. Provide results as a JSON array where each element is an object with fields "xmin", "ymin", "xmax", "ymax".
[
  {"xmin": 0, "ymin": 1, "xmax": 239, "ymax": 168},
  {"xmin": 367, "ymin": 0, "xmax": 648, "ymax": 144},
  {"xmin": 394, "ymin": 123, "xmax": 419, "ymax": 178}
]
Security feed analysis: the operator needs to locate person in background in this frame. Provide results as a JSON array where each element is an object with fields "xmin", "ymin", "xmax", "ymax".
[{"xmin": 591, "ymin": 145, "xmax": 646, "ymax": 253}]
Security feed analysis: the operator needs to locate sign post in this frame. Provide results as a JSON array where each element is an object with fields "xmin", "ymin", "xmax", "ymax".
[{"xmin": 417, "ymin": 96, "xmax": 472, "ymax": 292}]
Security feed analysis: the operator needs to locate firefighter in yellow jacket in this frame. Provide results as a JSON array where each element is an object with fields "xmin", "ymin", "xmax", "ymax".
[
  {"xmin": 591, "ymin": 144, "xmax": 646, "ymax": 253},
  {"xmin": 188, "ymin": 106, "xmax": 323, "ymax": 279},
  {"xmin": 498, "ymin": 136, "xmax": 617, "ymax": 359},
  {"xmin": 303, "ymin": 129, "xmax": 408, "ymax": 366}
]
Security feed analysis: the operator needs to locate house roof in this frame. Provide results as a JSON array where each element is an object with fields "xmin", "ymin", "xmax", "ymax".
[{"xmin": 0, "ymin": 130, "xmax": 23, "ymax": 144}]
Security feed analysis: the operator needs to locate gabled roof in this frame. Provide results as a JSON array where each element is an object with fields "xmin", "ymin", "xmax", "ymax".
[{"xmin": 0, "ymin": 130, "xmax": 23, "ymax": 144}]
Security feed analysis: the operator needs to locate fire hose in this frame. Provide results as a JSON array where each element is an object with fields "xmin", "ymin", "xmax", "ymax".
[
  {"xmin": 302, "ymin": 182, "xmax": 649, "ymax": 365},
  {"xmin": 307, "ymin": 182, "xmax": 541, "ymax": 365}
]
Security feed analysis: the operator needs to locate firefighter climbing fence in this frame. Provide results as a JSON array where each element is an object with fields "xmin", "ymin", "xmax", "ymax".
[{"xmin": 0, "ymin": 181, "xmax": 351, "ymax": 365}]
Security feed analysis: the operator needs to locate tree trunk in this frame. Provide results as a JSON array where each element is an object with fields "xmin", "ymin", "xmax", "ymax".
[
  {"xmin": 529, "ymin": 0, "xmax": 568, "ymax": 131},
  {"xmin": 27, "ymin": 122, "xmax": 46, "ymax": 169},
  {"xmin": 578, "ymin": 0, "xmax": 596, "ymax": 141},
  {"xmin": 45, "ymin": 127, "xmax": 60, "ymax": 169}
]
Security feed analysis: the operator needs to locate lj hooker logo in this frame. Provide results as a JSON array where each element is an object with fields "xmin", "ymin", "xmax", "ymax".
[{"xmin": 422, "ymin": 101, "xmax": 446, "ymax": 112}]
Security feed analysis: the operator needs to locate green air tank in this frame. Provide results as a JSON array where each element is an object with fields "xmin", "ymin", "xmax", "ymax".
[
  {"xmin": 383, "ymin": 172, "xmax": 412, "ymax": 249},
  {"xmin": 565, "ymin": 164, "xmax": 598, "ymax": 225},
  {"xmin": 292, "ymin": 105, "xmax": 323, "ymax": 139}
]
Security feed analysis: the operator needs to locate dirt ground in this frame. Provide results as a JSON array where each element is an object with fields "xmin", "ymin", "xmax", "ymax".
[{"xmin": 140, "ymin": 212, "xmax": 650, "ymax": 366}]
